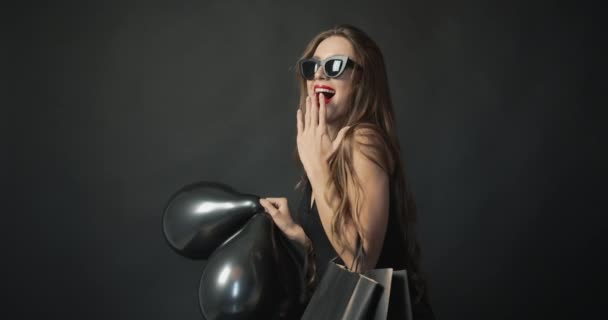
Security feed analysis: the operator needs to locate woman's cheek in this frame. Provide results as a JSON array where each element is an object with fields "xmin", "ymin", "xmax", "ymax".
[{"xmin": 307, "ymin": 82, "xmax": 313, "ymax": 96}]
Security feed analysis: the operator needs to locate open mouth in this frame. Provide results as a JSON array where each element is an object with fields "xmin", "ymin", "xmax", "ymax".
[{"xmin": 314, "ymin": 85, "xmax": 336, "ymax": 104}]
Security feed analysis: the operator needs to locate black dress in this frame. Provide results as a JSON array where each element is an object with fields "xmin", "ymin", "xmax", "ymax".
[{"xmin": 293, "ymin": 179, "xmax": 436, "ymax": 320}]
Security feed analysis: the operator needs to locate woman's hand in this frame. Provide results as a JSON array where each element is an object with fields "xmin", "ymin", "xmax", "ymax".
[
  {"xmin": 297, "ymin": 93, "xmax": 350, "ymax": 182},
  {"xmin": 259, "ymin": 197, "xmax": 308, "ymax": 247}
]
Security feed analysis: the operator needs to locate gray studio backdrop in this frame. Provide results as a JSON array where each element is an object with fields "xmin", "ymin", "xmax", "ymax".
[{"xmin": 6, "ymin": 1, "xmax": 601, "ymax": 319}]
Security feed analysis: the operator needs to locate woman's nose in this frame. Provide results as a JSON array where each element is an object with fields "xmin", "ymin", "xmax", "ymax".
[{"xmin": 314, "ymin": 65, "xmax": 327, "ymax": 80}]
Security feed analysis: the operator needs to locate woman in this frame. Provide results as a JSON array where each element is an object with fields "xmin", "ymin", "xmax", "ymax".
[{"xmin": 259, "ymin": 24, "xmax": 435, "ymax": 319}]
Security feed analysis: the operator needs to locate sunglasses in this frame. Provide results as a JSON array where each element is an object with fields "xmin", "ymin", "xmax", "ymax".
[{"xmin": 298, "ymin": 55, "xmax": 357, "ymax": 80}]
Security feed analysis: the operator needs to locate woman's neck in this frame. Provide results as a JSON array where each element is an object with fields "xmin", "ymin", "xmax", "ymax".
[{"xmin": 327, "ymin": 125, "xmax": 338, "ymax": 141}]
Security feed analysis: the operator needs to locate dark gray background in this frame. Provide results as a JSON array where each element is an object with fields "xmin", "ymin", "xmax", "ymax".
[{"xmin": 4, "ymin": 1, "xmax": 603, "ymax": 319}]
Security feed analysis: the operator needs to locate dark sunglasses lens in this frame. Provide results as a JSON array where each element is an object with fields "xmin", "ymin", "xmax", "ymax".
[
  {"xmin": 301, "ymin": 60, "xmax": 318, "ymax": 79},
  {"xmin": 324, "ymin": 59, "xmax": 345, "ymax": 77}
]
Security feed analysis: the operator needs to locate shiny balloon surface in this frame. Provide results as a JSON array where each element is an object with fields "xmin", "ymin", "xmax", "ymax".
[
  {"xmin": 162, "ymin": 182, "xmax": 263, "ymax": 259},
  {"xmin": 199, "ymin": 213, "xmax": 305, "ymax": 320}
]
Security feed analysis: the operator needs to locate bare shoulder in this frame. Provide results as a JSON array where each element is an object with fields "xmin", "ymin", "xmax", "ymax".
[{"xmin": 350, "ymin": 124, "xmax": 395, "ymax": 175}]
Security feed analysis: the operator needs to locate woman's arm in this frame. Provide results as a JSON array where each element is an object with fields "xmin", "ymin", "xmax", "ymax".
[
  {"xmin": 259, "ymin": 197, "xmax": 309, "ymax": 245},
  {"xmin": 258, "ymin": 199, "xmax": 317, "ymax": 291},
  {"xmin": 295, "ymin": 93, "xmax": 391, "ymax": 271},
  {"xmin": 308, "ymin": 128, "xmax": 391, "ymax": 271}
]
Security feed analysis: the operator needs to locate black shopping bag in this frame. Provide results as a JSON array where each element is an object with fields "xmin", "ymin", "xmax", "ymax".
[
  {"xmin": 366, "ymin": 268, "xmax": 414, "ymax": 320},
  {"xmin": 301, "ymin": 259, "xmax": 414, "ymax": 320},
  {"xmin": 300, "ymin": 257, "xmax": 383, "ymax": 320}
]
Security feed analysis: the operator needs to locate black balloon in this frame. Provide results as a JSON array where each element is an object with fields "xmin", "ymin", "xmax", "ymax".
[
  {"xmin": 198, "ymin": 213, "xmax": 307, "ymax": 320},
  {"xmin": 162, "ymin": 182, "xmax": 264, "ymax": 259}
]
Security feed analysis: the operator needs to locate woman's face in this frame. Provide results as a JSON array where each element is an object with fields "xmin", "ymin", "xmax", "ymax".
[{"xmin": 306, "ymin": 36, "xmax": 357, "ymax": 125}]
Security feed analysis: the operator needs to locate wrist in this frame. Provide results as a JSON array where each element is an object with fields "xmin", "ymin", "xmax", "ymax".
[
  {"xmin": 307, "ymin": 162, "xmax": 330, "ymax": 188},
  {"xmin": 288, "ymin": 224, "xmax": 310, "ymax": 248}
]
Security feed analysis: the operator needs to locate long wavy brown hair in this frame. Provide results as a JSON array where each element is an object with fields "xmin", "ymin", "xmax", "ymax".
[{"xmin": 292, "ymin": 24, "xmax": 428, "ymax": 302}]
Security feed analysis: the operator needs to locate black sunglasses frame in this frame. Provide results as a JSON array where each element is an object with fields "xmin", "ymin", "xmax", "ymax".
[{"xmin": 298, "ymin": 55, "xmax": 357, "ymax": 80}]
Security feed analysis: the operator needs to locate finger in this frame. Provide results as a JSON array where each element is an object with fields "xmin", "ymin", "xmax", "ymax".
[
  {"xmin": 319, "ymin": 93, "xmax": 326, "ymax": 131},
  {"xmin": 310, "ymin": 94, "xmax": 319, "ymax": 127},
  {"xmin": 308, "ymin": 94, "xmax": 317, "ymax": 128},
  {"xmin": 265, "ymin": 197, "xmax": 288, "ymax": 211},
  {"xmin": 305, "ymin": 96, "xmax": 311, "ymax": 130},
  {"xmin": 264, "ymin": 197, "xmax": 287, "ymax": 207},
  {"xmin": 297, "ymin": 108, "xmax": 303, "ymax": 136},
  {"xmin": 311, "ymin": 93, "xmax": 319, "ymax": 128},
  {"xmin": 259, "ymin": 199, "xmax": 279, "ymax": 216}
]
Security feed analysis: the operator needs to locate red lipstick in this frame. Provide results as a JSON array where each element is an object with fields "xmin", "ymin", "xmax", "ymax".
[{"xmin": 313, "ymin": 84, "xmax": 336, "ymax": 105}]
